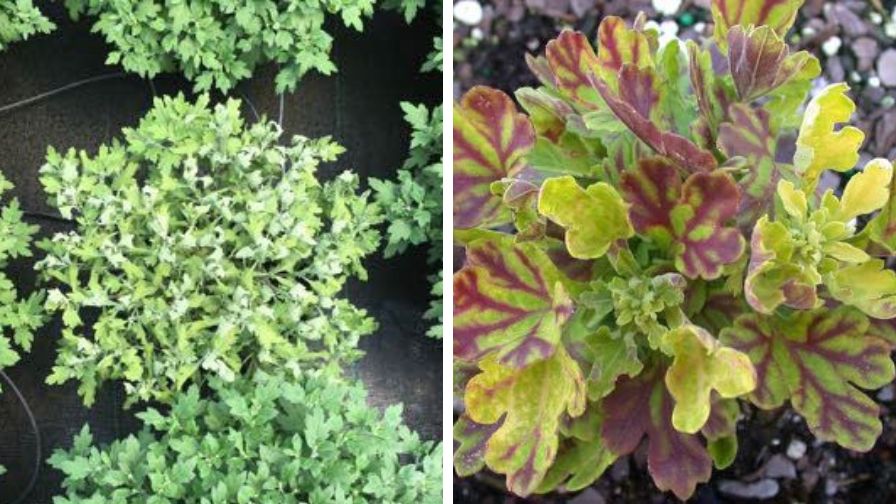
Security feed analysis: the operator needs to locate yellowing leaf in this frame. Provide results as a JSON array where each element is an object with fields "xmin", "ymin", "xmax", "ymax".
[
  {"xmin": 838, "ymin": 158, "xmax": 893, "ymax": 221},
  {"xmin": 537, "ymin": 176, "xmax": 633, "ymax": 259},
  {"xmin": 464, "ymin": 349, "xmax": 586, "ymax": 496},
  {"xmin": 793, "ymin": 83, "xmax": 864, "ymax": 189},
  {"xmin": 826, "ymin": 260, "xmax": 896, "ymax": 319},
  {"xmin": 663, "ymin": 325, "xmax": 756, "ymax": 433},
  {"xmin": 776, "ymin": 179, "xmax": 807, "ymax": 218}
]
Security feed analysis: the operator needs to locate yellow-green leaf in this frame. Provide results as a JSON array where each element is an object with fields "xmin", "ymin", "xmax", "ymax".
[
  {"xmin": 837, "ymin": 158, "xmax": 893, "ymax": 222},
  {"xmin": 537, "ymin": 176, "xmax": 633, "ymax": 259},
  {"xmin": 663, "ymin": 325, "xmax": 757, "ymax": 433},
  {"xmin": 793, "ymin": 83, "xmax": 864, "ymax": 189},
  {"xmin": 464, "ymin": 348, "xmax": 586, "ymax": 496}
]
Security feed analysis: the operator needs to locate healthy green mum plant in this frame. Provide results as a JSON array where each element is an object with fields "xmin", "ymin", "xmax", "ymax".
[
  {"xmin": 453, "ymin": 0, "xmax": 896, "ymax": 499},
  {"xmin": 49, "ymin": 368, "xmax": 442, "ymax": 503},
  {"xmin": 0, "ymin": 0, "xmax": 54, "ymax": 51},
  {"xmin": 62, "ymin": 0, "xmax": 376, "ymax": 92},
  {"xmin": 372, "ymin": 103, "xmax": 443, "ymax": 338},
  {"xmin": 37, "ymin": 94, "xmax": 381, "ymax": 407},
  {"xmin": 0, "ymin": 173, "xmax": 44, "ymax": 373}
]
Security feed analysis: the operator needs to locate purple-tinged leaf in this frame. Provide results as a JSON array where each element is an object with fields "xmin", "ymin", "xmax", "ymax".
[
  {"xmin": 595, "ymin": 16, "xmax": 653, "ymax": 89},
  {"xmin": 601, "ymin": 365, "xmax": 712, "ymax": 500},
  {"xmin": 545, "ymin": 30, "xmax": 603, "ymax": 110},
  {"xmin": 454, "ymin": 236, "xmax": 574, "ymax": 368},
  {"xmin": 454, "ymin": 86, "xmax": 536, "ymax": 229},
  {"xmin": 464, "ymin": 349, "xmax": 586, "ymax": 496},
  {"xmin": 728, "ymin": 25, "xmax": 820, "ymax": 102},
  {"xmin": 687, "ymin": 41, "xmax": 735, "ymax": 137},
  {"xmin": 454, "ymin": 414, "xmax": 503, "ymax": 476},
  {"xmin": 621, "ymin": 158, "xmax": 745, "ymax": 279},
  {"xmin": 718, "ymin": 104, "xmax": 781, "ymax": 224},
  {"xmin": 722, "ymin": 308, "xmax": 896, "ymax": 451},
  {"xmin": 711, "ymin": 0, "xmax": 804, "ymax": 51},
  {"xmin": 596, "ymin": 67, "xmax": 718, "ymax": 172}
]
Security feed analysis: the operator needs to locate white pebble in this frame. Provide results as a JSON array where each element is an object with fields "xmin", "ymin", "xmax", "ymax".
[
  {"xmin": 652, "ymin": 0, "xmax": 683, "ymax": 17},
  {"xmin": 871, "ymin": 12, "xmax": 883, "ymax": 25},
  {"xmin": 802, "ymin": 26, "xmax": 817, "ymax": 37},
  {"xmin": 694, "ymin": 21, "xmax": 706, "ymax": 33},
  {"xmin": 659, "ymin": 20, "xmax": 679, "ymax": 36},
  {"xmin": 786, "ymin": 439, "xmax": 807, "ymax": 460},
  {"xmin": 822, "ymin": 36, "xmax": 842, "ymax": 56},
  {"xmin": 850, "ymin": 71, "xmax": 863, "ymax": 83},
  {"xmin": 454, "ymin": 0, "xmax": 483, "ymax": 26},
  {"xmin": 869, "ymin": 76, "xmax": 882, "ymax": 88},
  {"xmin": 470, "ymin": 27, "xmax": 483, "ymax": 40},
  {"xmin": 886, "ymin": 22, "xmax": 896, "ymax": 38}
]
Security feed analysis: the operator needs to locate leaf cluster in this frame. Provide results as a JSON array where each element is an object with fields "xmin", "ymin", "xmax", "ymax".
[
  {"xmin": 0, "ymin": 0, "xmax": 54, "ymax": 51},
  {"xmin": 62, "ymin": 0, "xmax": 377, "ymax": 92},
  {"xmin": 49, "ymin": 368, "xmax": 442, "ymax": 503},
  {"xmin": 37, "ymin": 94, "xmax": 382, "ymax": 406},
  {"xmin": 0, "ymin": 173, "xmax": 44, "ymax": 372},
  {"xmin": 372, "ymin": 103, "xmax": 443, "ymax": 338},
  {"xmin": 453, "ymin": 0, "xmax": 896, "ymax": 499}
]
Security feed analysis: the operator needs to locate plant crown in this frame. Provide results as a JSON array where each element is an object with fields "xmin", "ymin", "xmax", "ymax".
[
  {"xmin": 452, "ymin": 0, "xmax": 896, "ymax": 498},
  {"xmin": 49, "ymin": 368, "xmax": 442, "ymax": 503},
  {"xmin": 37, "ymin": 94, "xmax": 381, "ymax": 407}
]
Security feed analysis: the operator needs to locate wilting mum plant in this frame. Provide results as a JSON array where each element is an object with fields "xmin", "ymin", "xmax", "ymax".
[
  {"xmin": 37, "ymin": 94, "xmax": 381, "ymax": 407},
  {"xmin": 453, "ymin": 0, "xmax": 896, "ymax": 499}
]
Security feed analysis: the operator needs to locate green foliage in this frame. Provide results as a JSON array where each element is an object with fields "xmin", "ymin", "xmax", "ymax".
[
  {"xmin": 453, "ymin": 0, "xmax": 896, "ymax": 499},
  {"xmin": 371, "ymin": 103, "xmax": 443, "ymax": 338},
  {"xmin": 62, "ymin": 0, "xmax": 377, "ymax": 92},
  {"xmin": 0, "ymin": 173, "xmax": 44, "ymax": 371},
  {"xmin": 0, "ymin": 0, "xmax": 54, "ymax": 50},
  {"xmin": 37, "ymin": 94, "xmax": 382, "ymax": 406},
  {"xmin": 49, "ymin": 369, "xmax": 442, "ymax": 503}
]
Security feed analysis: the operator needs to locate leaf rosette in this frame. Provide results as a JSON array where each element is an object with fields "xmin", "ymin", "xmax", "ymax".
[{"xmin": 453, "ymin": 0, "xmax": 896, "ymax": 498}]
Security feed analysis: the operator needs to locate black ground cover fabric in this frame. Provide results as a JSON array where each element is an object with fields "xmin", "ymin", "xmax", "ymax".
[{"xmin": 0, "ymin": 2, "xmax": 441, "ymax": 501}]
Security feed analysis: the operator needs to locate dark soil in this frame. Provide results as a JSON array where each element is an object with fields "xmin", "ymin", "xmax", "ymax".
[{"xmin": 0, "ymin": 2, "xmax": 441, "ymax": 502}]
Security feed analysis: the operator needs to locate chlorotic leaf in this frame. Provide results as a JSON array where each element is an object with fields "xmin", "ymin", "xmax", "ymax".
[
  {"xmin": 663, "ymin": 325, "xmax": 756, "ymax": 433},
  {"xmin": 727, "ymin": 25, "xmax": 820, "ymax": 102},
  {"xmin": 722, "ymin": 308, "xmax": 895, "ymax": 451},
  {"xmin": 453, "ymin": 414, "xmax": 503, "ymax": 476},
  {"xmin": 837, "ymin": 158, "xmax": 893, "ymax": 222},
  {"xmin": 825, "ymin": 260, "xmax": 896, "ymax": 319},
  {"xmin": 464, "ymin": 349, "xmax": 586, "ymax": 496},
  {"xmin": 601, "ymin": 365, "xmax": 712, "ymax": 500},
  {"xmin": 454, "ymin": 86, "xmax": 536, "ymax": 229},
  {"xmin": 793, "ymin": 83, "xmax": 864, "ymax": 188},
  {"xmin": 454, "ymin": 236, "xmax": 574, "ymax": 367},
  {"xmin": 868, "ymin": 159, "xmax": 896, "ymax": 253},
  {"xmin": 744, "ymin": 216, "xmax": 818, "ymax": 313},
  {"xmin": 711, "ymin": 0, "xmax": 803, "ymax": 51},
  {"xmin": 537, "ymin": 176, "xmax": 633, "ymax": 259}
]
